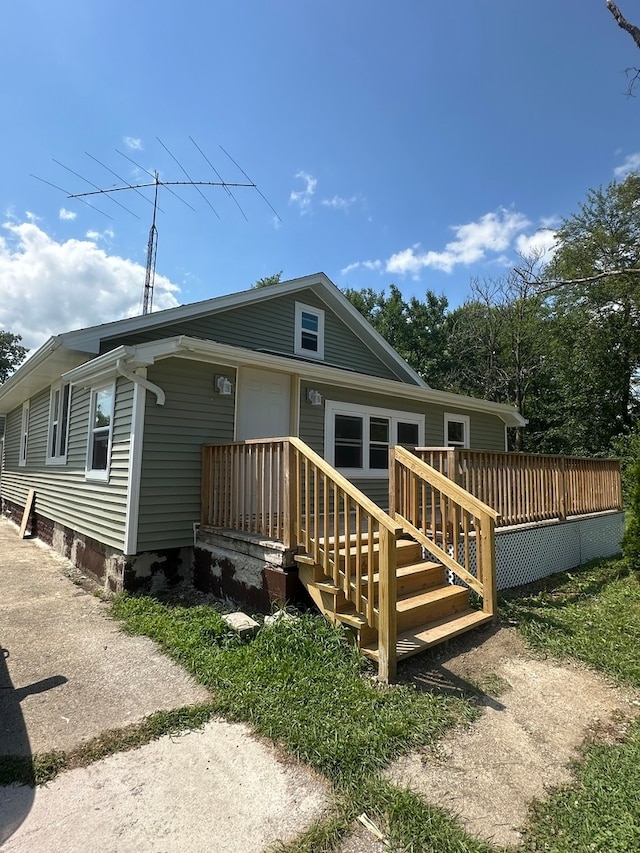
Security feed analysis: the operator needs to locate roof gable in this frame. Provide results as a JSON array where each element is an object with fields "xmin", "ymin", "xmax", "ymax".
[{"xmin": 60, "ymin": 273, "xmax": 427, "ymax": 387}]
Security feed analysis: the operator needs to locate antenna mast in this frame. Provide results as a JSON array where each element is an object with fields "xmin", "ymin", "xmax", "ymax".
[
  {"xmin": 40, "ymin": 139, "xmax": 282, "ymax": 316},
  {"xmin": 143, "ymin": 174, "xmax": 159, "ymax": 314}
]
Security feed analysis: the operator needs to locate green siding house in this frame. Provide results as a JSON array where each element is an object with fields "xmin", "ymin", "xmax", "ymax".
[{"xmin": 0, "ymin": 273, "xmax": 525, "ymax": 595}]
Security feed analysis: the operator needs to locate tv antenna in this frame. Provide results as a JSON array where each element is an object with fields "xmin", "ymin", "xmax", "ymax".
[{"xmin": 32, "ymin": 138, "xmax": 280, "ymax": 314}]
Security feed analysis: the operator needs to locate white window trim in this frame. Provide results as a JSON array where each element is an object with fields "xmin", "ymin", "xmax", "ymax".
[
  {"xmin": 324, "ymin": 400, "xmax": 424, "ymax": 479},
  {"xmin": 19, "ymin": 401, "xmax": 29, "ymax": 467},
  {"xmin": 85, "ymin": 382, "xmax": 115, "ymax": 483},
  {"xmin": 444, "ymin": 412, "xmax": 470, "ymax": 448},
  {"xmin": 46, "ymin": 382, "xmax": 71, "ymax": 465},
  {"xmin": 294, "ymin": 302, "xmax": 325, "ymax": 360}
]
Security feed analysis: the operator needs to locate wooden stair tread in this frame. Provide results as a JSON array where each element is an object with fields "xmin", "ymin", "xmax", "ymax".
[
  {"xmin": 396, "ymin": 583, "xmax": 466, "ymax": 613},
  {"xmin": 361, "ymin": 560, "xmax": 443, "ymax": 585},
  {"xmin": 361, "ymin": 610, "xmax": 492, "ymax": 661}
]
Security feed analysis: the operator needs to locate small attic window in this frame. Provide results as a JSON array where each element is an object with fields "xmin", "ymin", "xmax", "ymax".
[{"xmin": 295, "ymin": 302, "xmax": 324, "ymax": 360}]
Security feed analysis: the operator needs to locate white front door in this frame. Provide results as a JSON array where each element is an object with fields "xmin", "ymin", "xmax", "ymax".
[{"xmin": 236, "ymin": 367, "xmax": 292, "ymax": 440}]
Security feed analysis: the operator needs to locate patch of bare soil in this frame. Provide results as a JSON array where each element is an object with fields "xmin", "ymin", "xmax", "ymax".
[{"xmin": 384, "ymin": 625, "xmax": 640, "ymax": 848}]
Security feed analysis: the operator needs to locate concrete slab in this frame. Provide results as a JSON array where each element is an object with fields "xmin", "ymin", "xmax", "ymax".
[
  {"xmin": 0, "ymin": 719, "xmax": 329, "ymax": 853},
  {"xmin": 0, "ymin": 518, "xmax": 330, "ymax": 850},
  {"xmin": 0, "ymin": 517, "xmax": 210, "ymax": 757}
]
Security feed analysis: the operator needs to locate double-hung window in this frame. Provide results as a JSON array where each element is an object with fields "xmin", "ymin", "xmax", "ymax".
[
  {"xmin": 444, "ymin": 413, "xmax": 470, "ymax": 448},
  {"xmin": 295, "ymin": 302, "xmax": 325, "ymax": 360},
  {"xmin": 86, "ymin": 384, "xmax": 115, "ymax": 481},
  {"xmin": 47, "ymin": 383, "xmax": 71, "ymax": 464},
  {"xmin": 326, "ymin": 401, "xmax": 424, "ymax": 477}
]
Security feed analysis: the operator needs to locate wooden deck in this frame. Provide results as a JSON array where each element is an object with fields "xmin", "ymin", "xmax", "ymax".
[{"xmin": 201, "ymin": 439, "xmax": 622, "ymax": 682}]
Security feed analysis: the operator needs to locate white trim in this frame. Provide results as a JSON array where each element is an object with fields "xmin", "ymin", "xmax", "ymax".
[
  {"xmin": 46, "ymin": 382, "xmax": 71, "ymax": 465},
  {"xmin": 294, "ymin": 302, "xmax": 325, "ymax": 360},
  {"xmin": 123, "ymin": 377, "xmax": 147, "ymax": 555},
  {"xmin": 444, "ymin": 412, "xmax": 470, "ymax": 448},
  {"xmin": 85, "ymin": 381, "xmax": 115, "ymax": 482},
  {"xmin": 324, "ymin": 400, "xmax": 425, "ymax": 478},
  {"xmin": 62, "ymin": 337, "xmax": 526, "ymax": 428},
  {"xmin": 19, "ymin": 401, "xmax": 29, "ymax": 466}
]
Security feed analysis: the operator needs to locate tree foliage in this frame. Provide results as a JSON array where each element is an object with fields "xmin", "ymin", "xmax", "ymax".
[
  {"xmin": 342, "ymin": 284, "xmax": 451, "ymax": 388},
  {"xmin": 0, "ymin": 331, "xmax": 27, "ymax": 384},
  {"xmin": 252, "ymin": 271, "xmax": 283, "ymax": 289},
  {"xmin": 343, "ymin": 174, "xmax": 640, "ymax": 458}
]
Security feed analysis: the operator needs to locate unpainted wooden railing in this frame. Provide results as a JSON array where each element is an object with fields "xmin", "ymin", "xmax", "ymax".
[
  {"xmin": 390, "ymin": 446, "xmax": 499, "ymax": 617},
  {"xmin": 414, "ymin": 448, "xmax": 622, "ymax": 528},
  {"xmin": 202, "ymin": 437, "xmax": 403, "ymax": 681}
]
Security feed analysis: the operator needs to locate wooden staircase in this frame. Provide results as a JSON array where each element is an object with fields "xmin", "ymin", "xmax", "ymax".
[{"xmin": 296, "ymin": 532, "xmax": 493, "ymax": 666}]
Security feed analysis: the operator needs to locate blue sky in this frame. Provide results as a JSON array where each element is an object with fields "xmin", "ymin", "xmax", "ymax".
[{"xmin": 1, "ymin": 0, "xmax": 639, "ymax": 350}]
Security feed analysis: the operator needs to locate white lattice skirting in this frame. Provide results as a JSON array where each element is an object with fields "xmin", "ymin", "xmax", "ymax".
[{"xmin": 448, "ymin": 511, "xmax": 625, "ymax": 590}]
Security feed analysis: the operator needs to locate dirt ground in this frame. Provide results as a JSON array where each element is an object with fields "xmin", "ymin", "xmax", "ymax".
[{"xmin": 386, "ymin": 625, "xmax": 640, "ymax": 848}]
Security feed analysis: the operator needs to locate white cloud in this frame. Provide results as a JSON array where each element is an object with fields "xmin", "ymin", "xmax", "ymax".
[
  {"xmin": 86, "ymin": 227, "xmax": 115, "ymax": 242},
  {"xmin": 340, "ymin": 259, "xmax": 383, "ymax": 275},
  {"xmin": 124, "ymin": 136, "xmax": 143, "ymax": 151},
  {"xmin": 385, "ymin": 209, "xmax": 531, "ymax": 277},
  {"xmin": 59, "ymin": 208, "xmax": 77, "ymax": 221},
  {"xmin": 0, "ymin": 220, "xmax": 180, "ymax": 350},
  {"xmin": 515, "ymin": 228, "xmax": 558, "ymax": 260},
  {"xmin": 614, "ymin": 152, "xmax": 640, "ymax": 179},
  {"xmin": 289, "ymin": 171, "xmax": 317, "ymax": 214},
  {"xmin": 322, "ymin": 195, "xmax": 357, "ymax": 211}
]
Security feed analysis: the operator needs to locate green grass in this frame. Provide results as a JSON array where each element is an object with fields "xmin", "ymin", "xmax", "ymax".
[
  {"xmin": 20, "ymin": 556, "xmax": 630, "ymax": 852},
  {"xmin": 520, "ymin": 717, "xmax": 640, "ymax": 853},
  {"xmin": 111, "ymin": 596, "xmax": 476, "ymax": 790},
  {"xmin": 0, "ymin": 703, "xmax": 215, "ymax": 787},
  {"xmin": 500, "ymin": 558, "xmax": 640, "ymax": 686},
  {"xmin": 500, "ymin": 558, "xmax": 640, "ymax": 852}
]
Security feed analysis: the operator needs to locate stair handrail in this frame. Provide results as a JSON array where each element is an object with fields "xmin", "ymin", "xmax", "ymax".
[
  {"xmin": 390, "ymin": 446, "xmax": 499, "ymax": 617},
  {"xmin": 202, "ymin": 437, "xmax": 402, "ymax": 681}
]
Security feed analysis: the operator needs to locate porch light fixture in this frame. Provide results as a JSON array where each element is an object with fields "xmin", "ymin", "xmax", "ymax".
[
  {"xmin": 306, "ymin": 388, "xmax": 322, "ymax": 406},
  {"xmin": 215, "ymin": 375, "xmax": 233, "ymax": 396}
]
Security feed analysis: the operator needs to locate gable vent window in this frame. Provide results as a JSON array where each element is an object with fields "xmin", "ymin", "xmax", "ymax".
[
  {"xmin": 47, "ymin": 383, "xmax": 71, "ymax": 464},
  {"xmin": 295, "ymin": 302, "xmax": 325, "ymax": 360}
]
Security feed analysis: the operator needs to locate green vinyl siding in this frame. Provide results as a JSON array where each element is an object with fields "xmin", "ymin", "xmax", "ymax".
[
  {"xmin": 136, "ymin": 358, "xmax": 235, "ymax": 551},
  {"xmin": 100, "ymin": 289, "xmax": 402, "ymax": 381},
  {"xmin": 298, "ymin": 383, "xmax": 506, "ymax": 508},
  {"xmin": 0, "ymin": 378, "xmax": 133, "ymax": 550}
]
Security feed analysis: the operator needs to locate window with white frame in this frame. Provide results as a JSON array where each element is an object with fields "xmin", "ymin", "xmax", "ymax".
[
  {"xmin": 295, "ymin": 302, "xmax": 325, "ymax": 360},
  {"xmin": 47, "ymin": 383, "xmax": 71, "ymax": 464},
  {"xmin": 19, "ymin": 401, "xmax": 29, "ymax": 467},
  {"xmin": 444, "ymin": 413, "xmax": 470, "ymax": 448},
  {"xmin": 325, "ymin": 401, "xmax": 424, "ymax": 477},
  {"xmin": 86, "ymin": 384, "xmax": 115, "ymax": 481}
]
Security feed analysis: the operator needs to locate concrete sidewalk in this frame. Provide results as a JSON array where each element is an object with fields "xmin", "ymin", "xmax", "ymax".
[{"xmin": 0, "ymin": 517, "xmax": 329, "ymax": 851}]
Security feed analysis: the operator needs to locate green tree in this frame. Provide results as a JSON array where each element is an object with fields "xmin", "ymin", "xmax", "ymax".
[
  {"xmin": 252, "ymin": 271, "xmax": 283, "ymax": 289},
  {"xmin": 0, "ymin": 331, "xmax": 27, "ymax": 383},
  {"xmin": 545, "ymin": 175, "xmax": 640, "ymax": 454},
  {"xmin": 342, "ymin": 284, "xmax": 451, "ymax": 387}
]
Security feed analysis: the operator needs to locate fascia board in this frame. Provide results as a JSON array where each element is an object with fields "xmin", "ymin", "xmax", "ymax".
[
  {"xmin": 161, "ymin": 336, "xmax": 525, "ymax": 427},
  {"xmin": 58, "ymin": 333, "xmax": 525, "ymax": 428},
  {"xmin": 0, "ymin": 339, "xmax": 91, "ymax": 414},
  {"xmin": 58, "ymin": 273, "xmax": 333, "ymax": 352}
]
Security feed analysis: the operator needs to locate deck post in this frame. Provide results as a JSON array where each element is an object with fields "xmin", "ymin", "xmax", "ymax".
[
  {"xmin": 201, "ymin": 446, "xmax": 212, "ymax": 526},
  {"xmin": 388, "ymin": 447, "xmax": 397, "ymax": 518},
  {"xmin": 282, "ymin": 440, "xmax": 297, "ymax": 549},
  {"xmin": 480, "ymin": 515, "xmax": 497, "ymax": 618},
  {"xmin": 558, "ymin": 456, "xmax": 567, "ymax": 522},
  {"xmin": 377, "ymin": 525, "xmax": 397, "ymax": 683}
]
